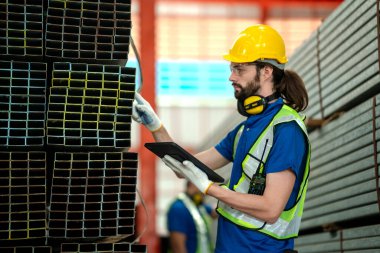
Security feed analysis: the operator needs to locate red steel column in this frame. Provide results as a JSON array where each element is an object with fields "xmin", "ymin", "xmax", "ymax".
[
  {"xmin": 137, "ymin": 0, "xmax": 159, "ymax": 252},
  {"xmin": 260, "ymin": 4, "xmax": 268, "ymax": 25}
]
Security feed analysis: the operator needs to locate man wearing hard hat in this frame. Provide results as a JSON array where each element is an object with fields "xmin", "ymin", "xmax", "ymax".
[{"xmin": 133, "ymin": 24, "xmax": 310, "ymax": 253}]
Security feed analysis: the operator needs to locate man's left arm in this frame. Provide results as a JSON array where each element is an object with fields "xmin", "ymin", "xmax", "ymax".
[
  {"xmin": 207, "ymin": 121, "xmax": 307, "ymax": 223},
  {"xmin": 207, "ymin": 169, "xmax": 295, "ymax": 223}
]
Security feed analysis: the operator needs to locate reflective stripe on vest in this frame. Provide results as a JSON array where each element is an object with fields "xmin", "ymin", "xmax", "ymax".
[
  {"xmin": 177, "ymin": 193, "xmax": 213, "ymax": 253},
  {"xmin": 217, "ymin": 105, "xmax": 311, "ymax": 240}
]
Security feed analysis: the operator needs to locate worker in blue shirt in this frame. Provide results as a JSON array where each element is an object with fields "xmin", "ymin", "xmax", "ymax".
[
  {"xmin": 133, "ymin": 24, "xmax": 310, "ymax": 253},
  {"xmin": 167, "ymin": 181, "xmax": 215, "ymax": 253}
]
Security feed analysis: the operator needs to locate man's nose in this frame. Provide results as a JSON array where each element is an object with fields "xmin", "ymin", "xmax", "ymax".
[{"xmin": 229, "ymin": 72, "xmax": 237, "ymax": 82}]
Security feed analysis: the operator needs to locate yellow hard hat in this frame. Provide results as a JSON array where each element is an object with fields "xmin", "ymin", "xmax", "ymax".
[{"xmin": 223, "ymin": 24, "xmax": 288, "ymax": 66}]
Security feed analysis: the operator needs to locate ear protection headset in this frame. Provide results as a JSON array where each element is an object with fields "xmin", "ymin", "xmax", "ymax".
[
  {"xmin": 237, "ymin": 92, "xmax": 280, "ymax": 117},
  {"xmin": 189, "ymin": 192, "xmax": 203, "ymax": 206}
]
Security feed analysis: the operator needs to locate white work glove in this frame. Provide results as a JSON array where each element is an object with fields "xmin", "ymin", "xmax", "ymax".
[
  {"xmin": 162, "ymin": 155, "xmax": 214, "ymax": 194},
  {"xmin": 161, "ymin": 155, "xmax": 185, "ymax": 178},
  {"xmin": 132, "ymin": 93, "xmax": 162, "ymax": 132}
]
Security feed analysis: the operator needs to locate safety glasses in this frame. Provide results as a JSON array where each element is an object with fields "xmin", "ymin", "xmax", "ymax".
[{"xmin": 229, "ymin": 62, "xmax": 257, "ymax": 76}]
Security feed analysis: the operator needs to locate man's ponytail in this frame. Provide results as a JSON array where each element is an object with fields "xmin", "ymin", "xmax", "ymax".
[
  {"xmin": 273, "ymin": 68, "xmax": 308, "ymax": 112},
  {"xmin": 255, "ymin": 62, "xmax": 309, "ymax": 112}
]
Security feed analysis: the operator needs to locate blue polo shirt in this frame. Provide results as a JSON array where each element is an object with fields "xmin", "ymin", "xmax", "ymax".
[
  {"xmin": 214, "ymin": 98, "xmax": 308, "ymax": 253},
  {"xmin": 167, "ymin": 198, "xmax": 213, "ymax": 253}
]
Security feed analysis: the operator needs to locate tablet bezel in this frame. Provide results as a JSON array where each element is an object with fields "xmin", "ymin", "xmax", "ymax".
[{"xmin": 144, "ymin": 142, "xmax": 225, "ymax": 183}]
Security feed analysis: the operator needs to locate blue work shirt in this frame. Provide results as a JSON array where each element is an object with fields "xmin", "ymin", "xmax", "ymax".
[
  {"xmin": 214, "ymin": 98, "xmax": 308, "ymax": 253},
  {"xmin": 167, "ymin": 198, "xmax": 213, "ymax": 253}
]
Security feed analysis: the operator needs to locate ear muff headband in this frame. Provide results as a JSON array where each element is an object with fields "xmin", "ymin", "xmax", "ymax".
[{"xmin": 237, "ymin": 92, "xmax": 280, "ymax": 116}]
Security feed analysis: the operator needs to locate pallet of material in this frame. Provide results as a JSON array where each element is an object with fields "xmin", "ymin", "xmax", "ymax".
[
  {"xmin": 287, "ymin": 0, "xmax": 380, "ymax": 119},
  {"xmin": 295, "ymin": 224, "xmax": 380, "ymax": 253},
  {"xmin": 300, "ymin": 94, "xmax": 380, "ymax": 230}
]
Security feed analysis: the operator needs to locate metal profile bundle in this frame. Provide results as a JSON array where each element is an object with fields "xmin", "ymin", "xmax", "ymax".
[
  {"xmin": 298, "ymin": 94, "xmax": 380, "ymax": 231},
  {"xmin": 287, "ymin": 0, "xmax": 380, "ymax": 119},
  {"xmin": 0, "ymin": 61, "xmax": 47, "ymax": 148},
  {"xmin": 0, "ymin": 0, "xmax": 44, "ymax": 59},
  {"xmin": 61, "ymin": 242, "xmax": 147, "ymax": 253},
  {"xmin": 0, "ymin": 152, "xmax": 46, "ymax": 240},
  {"xmin": 45, "ymin": 0, "xmax": 131, "ymax": 62},
  {"xmin": 48, "ymin": 152, "xmax": 138, "ymax": 239},
  {"xmin": 0, "ymin": 246, "xmax": 52, "ymax": 253},
  {"xmin": 296, "ymin": 224, "xmax": 380, "ymax": 252},
  {"xmin": 276, "ymin": 0, "xmax": 380, "ymax": 248},
  {"xmin": 130, "ymin": 244, "xmax": 147, "ymax": 253},
  {"xmin": 46, "ymin": 62, "xmax": 135, "ymax": 149}
]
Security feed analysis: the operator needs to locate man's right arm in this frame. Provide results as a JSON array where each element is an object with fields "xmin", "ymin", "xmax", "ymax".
[
  {"xmin": 132, "ymin": 93, "xmax": 229, "ymax": 170},
  {"xmin": 151, "ymin": 125, "xmax": 172, "ymax": 142},
  {"xmin": 132, "ymin": 92, "xmax": 173, "ymax": 142},
  {"xmin": 195, "ymin": 147, "xmax": 230, "ymax": 171}
]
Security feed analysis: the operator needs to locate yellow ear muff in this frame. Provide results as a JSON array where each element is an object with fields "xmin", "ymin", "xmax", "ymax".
[
  {"xmin": 238, "ymin": 92, "xmax": 280, "ymax": 117},
  {"xmin": 192, "ymin": 192, "xmax": 204, "ymax": 205},
  {"xmin": 244, "ymin": 96, "xmax": 265, "ymax": 115}
]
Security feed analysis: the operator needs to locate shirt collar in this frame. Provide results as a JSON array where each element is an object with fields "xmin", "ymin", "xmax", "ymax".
[{"xmin": 245, "ymin": 97, "xmax": 284, "ymax": 122}]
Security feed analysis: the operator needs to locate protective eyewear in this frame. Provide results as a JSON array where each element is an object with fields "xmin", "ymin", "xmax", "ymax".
[{"xmin": 229, "ymin": 62, "xmax": 257, "ymax": 75}]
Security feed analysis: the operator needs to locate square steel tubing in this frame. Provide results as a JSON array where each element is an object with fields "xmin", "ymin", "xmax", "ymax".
[
  {"xmin": 47, "ymin": 62, "xmax": 135, "ymax": 149},
  {"xmin": 0, "ymin": 61, "xmax": 46, "ymax": 148},
  {"xmin": 0, "ymin": 152, "xmax": 46, "ymax": 240},
  {"xmin": 61, "ymin": 242, "xmax": 131, "ymax": 253},
  {"xmin": 48, "ymin": 152, "xmax": 138, "ymax": 239},
  {"xmin": 0, "ymin": 1, "xmax": 44, "ymax": 59},
  {"xmin": 0, "ymin": 246, "xmax": 51, "ymax": 253},
  {"xmin": 45, "ymin": 0, "xmax": 131, "ymax": 63}
]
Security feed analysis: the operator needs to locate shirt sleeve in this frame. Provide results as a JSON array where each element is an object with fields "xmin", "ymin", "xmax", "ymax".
[
  {"xmin": 214, "ymin": 122, "xmax": 244, "ymax": 162},
  {"xmin": 265, "ymin": 121, "xmax": 308, "ymax": 179},
  {"xmin": 265, "ymin": 121, "xmax": 309, "ymax": 209},
  {"xmin": 205, "ymin": 204, "xmax": 213, "ymax": 215},
  {"xmin": 167, "ymin": 201, "xmax": 192, "ymax": 234}
]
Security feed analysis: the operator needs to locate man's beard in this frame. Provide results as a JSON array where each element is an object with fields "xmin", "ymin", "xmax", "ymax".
[{"xmin": 234, "ymin": 74, "xmax": 261, "ymax": 101}]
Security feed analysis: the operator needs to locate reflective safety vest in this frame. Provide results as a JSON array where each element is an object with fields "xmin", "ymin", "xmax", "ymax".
[
  {"xmin": 216, "ymin": 105, "xmax": 311, "ymax": 240},
  {"xmin": 177, "ymin": 193, "xmax": 213, "ymax": 253}
]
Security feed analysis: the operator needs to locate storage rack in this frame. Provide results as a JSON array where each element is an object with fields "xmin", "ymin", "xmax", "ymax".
[{"xmin": 0, "ymin": 0, "xmax": 146, "ymax": 252}]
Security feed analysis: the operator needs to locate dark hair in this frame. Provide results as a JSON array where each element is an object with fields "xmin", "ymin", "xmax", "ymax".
[{"xmin": 256, "ymin": 63, "xmax": 309, "ymax": 112}]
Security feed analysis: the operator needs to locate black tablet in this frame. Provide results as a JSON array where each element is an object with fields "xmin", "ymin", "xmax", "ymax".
[{"xmin": 144, "ymin": 142, "xmax": 225, "ymax": 183}]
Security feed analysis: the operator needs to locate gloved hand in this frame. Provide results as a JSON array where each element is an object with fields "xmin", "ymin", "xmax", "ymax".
[
  {"xmin": 162, "ymin": 155, "xmax": 214, "ymax": 194},
  {"xmin": 162, "ymin": 155, "xmax": 185, "ymax": 178},
  {"xmin": 132, "ymin": 93, "xmax": 162, "ymax": 132}
]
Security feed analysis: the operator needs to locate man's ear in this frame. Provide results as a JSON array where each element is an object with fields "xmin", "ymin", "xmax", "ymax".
[{"xmin": 261, "ymin": 65, "xmax": 274, "ymax": 81}]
